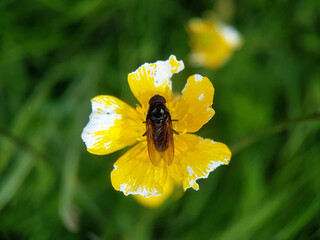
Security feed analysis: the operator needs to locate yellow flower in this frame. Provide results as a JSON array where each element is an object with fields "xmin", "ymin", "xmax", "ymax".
[
  {"xmin": 81, "ymin": 55, "xmax": 231, "ymax": 199},
  {"xmin": 187, "ymin": 18, "xmax": 242, "ymax": 69}
]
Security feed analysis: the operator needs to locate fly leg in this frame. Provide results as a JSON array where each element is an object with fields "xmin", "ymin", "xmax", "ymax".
[{"xmin": 171, "ymin": 119, "xmax": 179, "ymax": 134}]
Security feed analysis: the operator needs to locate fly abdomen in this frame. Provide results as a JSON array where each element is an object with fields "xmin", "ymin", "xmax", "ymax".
[{"xmin": 152, "ymin": 126, "xmax": 169, "ymax": 152}]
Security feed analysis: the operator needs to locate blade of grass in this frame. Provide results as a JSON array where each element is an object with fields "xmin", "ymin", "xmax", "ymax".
[
  {"xmin": 0, "ymin": 131, "xmax": 48, "ymax": 211},
  {"xmin": 0, "ymin": 154, "xmax": 34, "ymax": 211},
  {"xmin": 274, "ymin": 196, "xmax": 320, "ymax": 240},
  {"xmin": 0, "ymin": 57, "xmax": 84, "ymax": 172},
  {"xmin": 211, "ymin": 190, "xmax": 289, "ymax": 240},
  {"xmin": 59, "ymin": 141, "xmax": 80, "ymax": 232}
]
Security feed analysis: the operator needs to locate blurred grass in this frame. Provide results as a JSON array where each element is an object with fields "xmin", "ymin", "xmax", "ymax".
[{"xmin": 0, "ymin": 0, "xmax": 320, "ymax": 239}]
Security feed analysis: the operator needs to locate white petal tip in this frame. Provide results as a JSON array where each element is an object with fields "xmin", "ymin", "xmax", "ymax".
[
  {"xmin": 220, "ymin": 24, "xmax": 242, "ymax": 48},
  {"xmin": 194, "ymin": 74, "xmax": 203, "ymax": 82},
  {"xmin": 169, "ymin": 55, "xmax": 185, "ymax": 73},
  {"xmin": 119, "ymin": 183, "xmax": 162, "ymax": 198}
]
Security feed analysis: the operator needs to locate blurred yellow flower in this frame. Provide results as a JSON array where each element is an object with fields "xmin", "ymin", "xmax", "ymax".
[
  {"xmin": 81, "ymin": 55, "xmax": 231, "ymax": 202},
  {"xmin": 187, "ymin": 18, "xmax": 242, "ymax": 69}
]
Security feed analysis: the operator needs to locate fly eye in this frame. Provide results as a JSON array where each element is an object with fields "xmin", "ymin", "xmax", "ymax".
[{"xmin": 160, "ymin": 109, "xmax": 164, "ymax": 114}]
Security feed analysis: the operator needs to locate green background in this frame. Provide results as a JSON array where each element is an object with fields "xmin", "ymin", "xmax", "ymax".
[{"xmin": 1, "ymin": 0, "xmax": 320, "ymax": 239}]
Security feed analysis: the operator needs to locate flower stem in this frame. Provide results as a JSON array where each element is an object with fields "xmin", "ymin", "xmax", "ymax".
[{"xmin": 230, "ymin": 113, "xmax": 320, "ymax": 155}]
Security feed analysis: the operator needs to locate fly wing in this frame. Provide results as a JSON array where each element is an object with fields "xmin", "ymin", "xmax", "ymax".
[
  {"xmin": 146, "ymin": 120, "xmax": 162, "ymax": 166},
  {"xmin": 163, "ymin": 119, "xmax": 174, "ymax": 166}
]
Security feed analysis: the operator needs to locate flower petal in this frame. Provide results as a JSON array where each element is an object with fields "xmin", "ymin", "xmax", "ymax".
[
  {"xmin": 128, "ymin": 55, "xmax": 184, "ymax": 108},
  {"xmin": 133, "ymin": 177, "xmax": 176, "ymax": 208},
  {"xmin": 81, "ymin": 95, "xmax": 144, "ymax": 155},
  {"xmin": 111, "ymin": 141, "xmax": 167, "ymax": 197},
  {"xmin": 170, "ymin": 74, "xmax": 215, "ymax": 133},
  {"xmin": 169, "ymin": 134, "xmax": 231, "ymax": 191}
]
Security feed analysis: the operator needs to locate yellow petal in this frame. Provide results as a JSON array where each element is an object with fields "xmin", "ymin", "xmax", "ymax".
[
  {"xmin": 81, "ymin": 95, "xmax": 144, "ymax": 155},
  {"xmin": 128, "ymin": 55, "xmax": 184, "ymax": 108},
  {"xmin": 170, "ymin": 74, "xmax": 215, "ymax": 133},
  {"xmin": 111, "ymin": 141, "xmax": 167, "ymax": 197},
  {"xmin": 170, "ymin": 134, "xmax": 231, "ymax": 191},
  {"xmin": 133, "ymin": 177, "xmax": 176, "ymax": 208}
]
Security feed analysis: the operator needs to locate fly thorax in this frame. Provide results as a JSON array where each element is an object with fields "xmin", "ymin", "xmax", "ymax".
[{"xmin": 151, "ymin": 107, "xmax": 165, "ymax": 120}]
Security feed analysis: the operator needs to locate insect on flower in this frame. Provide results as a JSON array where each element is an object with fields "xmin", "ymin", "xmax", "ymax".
[
  {"xmin": 81, "ymin": 55, "xmax": 231, "ymax": 198},
  {"xmin": 144, "ymin": 94, "xmax": 176, "ymax": 166}
]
